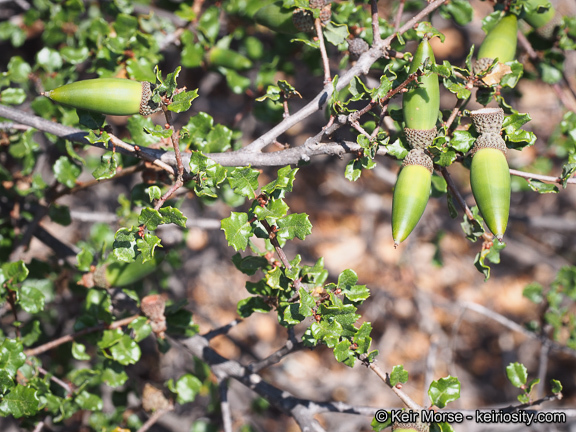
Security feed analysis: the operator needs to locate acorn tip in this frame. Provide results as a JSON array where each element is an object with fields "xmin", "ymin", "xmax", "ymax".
[
  {"xmin": 394, "ymin": 241, "xmax": 399, "ymax": 249},
  {"xmin": 496, "ymin": 235, "xmax": 504, "ymax": 243}
]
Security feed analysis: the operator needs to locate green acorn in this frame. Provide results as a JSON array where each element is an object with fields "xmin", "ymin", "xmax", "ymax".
[
  {"xmin": 522, "ymin": 0, "xmax": 556, "ymax": 30},
  {"xmin": 254, "ymin": 2, "xmax": 314, "ymax": 34},
  {"xmin": 469, "ymin": 108, "xmax": 510, "ymax": 241},
  {"xmin": 207, "ymin": 47, "xmax": 253, "ymax": 71},
  {"xmin": 93, "ymin": 252, "xmax": 164, "ymax": 288},
  {"xmin": 43, "ymin": 78, "xmax": 161, "ymax": 116},
  {"xmin": 475, "ymin": 14, "xmax": 518, "ymax": 73},
  {"xmin": 403, "ymin": 39, "xmax": 440, "ymax": 131},
  {"xmin": 392, "ymin": 149, "xmax": 433, "ymax": 247}
]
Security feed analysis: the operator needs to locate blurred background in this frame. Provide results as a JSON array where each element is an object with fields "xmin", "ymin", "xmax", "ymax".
[{"xmin": 1, "ymin": 0, "xmax": 576, "ymax": 431}]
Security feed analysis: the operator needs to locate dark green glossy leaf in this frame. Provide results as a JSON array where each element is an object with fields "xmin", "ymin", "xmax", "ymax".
[{"xmin": 428, "ymin": 376, "xmax": 461, "ymax": 408}]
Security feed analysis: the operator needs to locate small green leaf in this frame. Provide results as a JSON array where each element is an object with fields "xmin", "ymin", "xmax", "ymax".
[
  {"xmin": 334, "ymin": 340, "xmax": 355, "ymax": 367},
  {"xmin": 53, "ymin": 156, "xmax": 81, "ymax": 189},
  {"xmin": 323, "ymin": 21, "xmax": 349, "ymax": 46},
  {"xmin": 560, "ymin": 163, "xmax": 576, "ymax": 189},
  {"xmin": 19, "ymin": 285, "xmax": 45, "ymax": 314},
  {"xmin": 439, "ymin": 0, "xmax": 473, "ymax": 25},
  {"xmin": 276, "ymin": 213, "xmax": 312, "ymax": 243},
  {"xmin": 2, "ymin": 261, "xmax": 28, "ymax": 284},
  {"xmin": 461, "ymin": 206, "xmax": 485, "ymax": 242},
  {"xmin": 523, "ymin": 283, "xmax": 543, "ymax": 304},
  {"xmin": 237, "ymin": 297, "xmax": 272, "ymax": 317},
  {"xmin": 310, "ymin": 320, "xmax": 343, "ymax": 348},
  {"xmin": 101, "ymin": 361, "xmax": 128, "ymax": 387},
  {"xmin": 298, "ymin": 288, "xmax": 316, "ymax": 318},
  {"xmin": 143, "ymin": 124, "xmax": 174, "ymax": 138},
  {"xmin": 229, "ymin": 167, "xmax": 260, "ymax": 198},
  {"xmin": 139, "ymin": 208, "xmax": 163, "ymax": 231},
  {"xmin": 390, "ymin": 365, "xmax": 409, "ymax": 387},
  {"xmin": 72, "ymin": 342, "xmax": 91, "ymax": 361},
  {"xmin": 386, "ymin": 138, "xmax": 409, "ymax": 160},
  {"xmin": 231, "ymin": 254, "xmax": 269, "ymax": 276},
  {"xmin": 136, "ymin": 234, "xmax": 162, "ymax": 263},
  {"xmin": 128, "ymin": 317, "xmax": 152, "ymax": 342},
  {"xmin": 0, "ymin": 339, "xmax": 26, "ymax": 377},
  {"xmin": 221, "ymin": 212, "xmax": 253, "ymax": 251},
  {"xmin": 113, "ymin": 227, "xmax": 139, "ymax": 263},
  {"xmin": 450, "ymin": 130, "xmax": 475, "ymax": 153},
  {"xmin": 167, "ymin": 89, "xmax": 199, "ymax": 113},
  {"xmin": 252, "ymin": 199, "xmax": 289, "ymax": 225},
  {"xmin": 0, "ymin": 88, "xmax": 26, "ymax": 105},
  {"xmin": 474, "ymin": 240, "xmax": 506, "ymax": 281},
  {"xmin": 428, "ymin": 376, "xmax": 461, "ymax": 408},
  {"xmin": 159, "ymin": 207, "xmax": 187, "ymax": 229},
  {"xmin": 506, "ymin": 362, "xmax": 528, "ymax": 388},
  {"xmin": 550, "ymin": 379, "xmax": 562, "ymax": 394},
  {"xmin": 76, "ymin": 391, "xmax": 103, "ymax": 411},
  {"xmin": 167, "ymin": 373, "xmax": 202, "ymax": 404},
  {"xmin": 108, "ymin": 334, "xmax": 141, "ymax": 365},
  {"xmin": 0, "ymin": 385, "xmax": 39, "ymax": 418},
  {"xmin": 92, "ymin": 152, "xmax": 119, "ymax": 180},
  {"xmin": 147, "ymin": 186, "xmax": 162, "ymax": 201}
]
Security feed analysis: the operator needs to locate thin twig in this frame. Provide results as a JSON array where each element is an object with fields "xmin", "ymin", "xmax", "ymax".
[
  {"xmin": 450, "ymin": 301, "xmax": 576, "ymax": 358},
  {"xmin": 371, "ymin": 0, "xmax": 382, "ymax": 43},
  {"xmin": 137, "ymin": 405, "xmax": 175, "ymax": 432},
  {"xmin": 501, "ymin": 392, "xmax": 563, "ymax": 412},
  {"xmin": 248, "ymin": 337, "xmax": 304, "ymax": 373},
  {"xmin": 219, "ymin": 380, "xmax": 233, "ymax": 432},
  {"xmin": 440, "ymin": 167, "xmax": 473, "ymax": 220},
  {"xmin": 537, "ymin": 340, "xmax": 550, "ymax": 399},
  {"xmin": 315, "ymin": 18, "xmax": 332, "ymax": 85},
  {"xmin": 32, "ymin": 420, "xmax": 45, "ymax": 432},
  {"xmin": 261, "ymin": 220, "xmax": 302, "ymax": 293},
  {"xmin": 8, "ymin": 204, "xmax": 49, "ymax": 262},
  {"xmin": 444, "ymin": 96, "xmax": 470, "ymax": 132},
  {"xmin": 509, "ymin": 168, "xmax": 576, "ymax": 185},
  {"xmin": 32, "ymin": 362, "xmax": 72, "ymax": 396},
  {"xmin": 204, "ymin": 319, "xmax": 242, "ymax": 341},
  {"xmin": 53, "ymin": 164, "xmax": 144, "ymax": 200},
  {"xmin": 25, "ymin": 314, "xmax": 140, "ymax": 357},
  {"xmin": 366, "ymin": 361, "xmax": 424, "ymax": 412},
  {"xmin": 394, "ymin": 0, "xmax": 406, "ymax": 32}
]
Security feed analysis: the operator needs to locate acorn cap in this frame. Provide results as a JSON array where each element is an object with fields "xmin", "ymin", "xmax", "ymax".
[
  {"xmin": 536, "ymin": 12, "xmax": 562, "ymax": 39},
  {"xmin": 470, "ymin": 107, "xmax": 504, "ymax": 134},
  {"xmin": 348, "ymin": 38, "xmax": 369, "ymax": 60},
  {"xmin": 403, "ymin": 149, "xmax": 433, "ymax": 173},
  {"xmin": 473, "ymin": 57, "xmax": 495, "ymax": 75},
  {"xmin": 318, "ymin": 3, "xmax": 331, "ymax": 24},
  {"xmin": 308, "ymin": 0, "xmax": 325, "ymax": 8},
  {"xmin": 140, "ymin": 82, "xmax": 161, "ymax": 116},
  {"xmin": 404, "ymin": 128, "xmax": 437, "ymax": 150},
  {"xmin": 392, "ymin": 422, "xmax": 430, "ymax": 432},
  {"xmin": 471, "ymin": 132, "xmax": 507, "ymax": 156},
  {"xmin": 292, "ymin": 8, "xmax": 315, "ymax": 33}
]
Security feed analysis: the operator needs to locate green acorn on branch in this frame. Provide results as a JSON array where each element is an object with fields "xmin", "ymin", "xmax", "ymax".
[
  {"xmin": 254, "ymin": 2, "xmax": 315, "ymax": 34},
  {"xmin": 42, "ymin": 78, "xmax": 161, "ymax": 116},
  {"xmin": 392, "ymin": 149, "xmax": 434, "ymax": 247},
  {"xmin": 522, "ymin": 0, "xmax": 561, "ymax": 38},
  {"xmin": 469, "ymin": 108, "xmax": 510, "ymax": 241},
  {"xmin": 475, "ymin": 13, "xmax": 518, "ymax": 74},
  {"xmin": 207, "ymin": 47, "xmax": 253, "ymax": 71},
  {"xmin": 93, "ymin": 252, "xmax": 165, "ymax": 288},
  {"xmin": 403, "ymin": 39, "xmax": 440, "ymax": 131}
]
